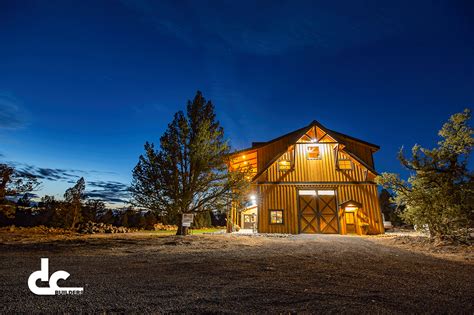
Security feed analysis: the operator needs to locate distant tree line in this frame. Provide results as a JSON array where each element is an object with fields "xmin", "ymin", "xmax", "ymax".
[
  {"xmin": 0, "ymin": 171, "xmax": 225, "ymax": 230},
  {"xmin": 0, "ymin": 91, "xmax": 249, "ymax": 233}
]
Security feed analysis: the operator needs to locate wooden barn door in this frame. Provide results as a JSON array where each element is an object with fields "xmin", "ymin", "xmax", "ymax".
[
  {"xmin": 345, "ymin": 212, "xmax": 356, "ymax": 234},
  {"xmin": 317, "ymin": 194, "xmax": 339, "ymax": 233},
  {"xmin": 298, "ymin": 195, "xmax": 318, "ymax": 233},
  {"xmin": 299, "ymin": 190, "xmax": 339, "ymax": 234}
]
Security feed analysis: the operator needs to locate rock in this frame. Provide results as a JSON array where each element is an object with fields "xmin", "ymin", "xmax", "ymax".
[{"xmin": 76, "ymin": 222, "xmax": 138, "ymax": 234}]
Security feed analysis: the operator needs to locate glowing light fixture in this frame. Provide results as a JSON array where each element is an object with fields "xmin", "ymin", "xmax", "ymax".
[
  {"xmin": 250, "ymin": 194, "xmax": 257, "ymax": 205},
  {"xmin": 345, "ymin": 206, "xmax": 358, "ymax": 212}
]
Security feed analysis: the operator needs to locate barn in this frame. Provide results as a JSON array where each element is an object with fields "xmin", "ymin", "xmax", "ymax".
[{"xmin": 228, "ymin": 120, "xmax": 384, "ymax": 235}]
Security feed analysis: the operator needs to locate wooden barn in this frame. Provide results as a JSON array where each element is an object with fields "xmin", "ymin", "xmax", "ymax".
[{"xmin": 228, "ymin": 120, "xmax": 384, "ymax": 235}]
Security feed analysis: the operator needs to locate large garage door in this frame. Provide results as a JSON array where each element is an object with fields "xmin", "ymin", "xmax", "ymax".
[{"xmin": 298, "ymin": 190, "xmax": 339, "ymax": 234}]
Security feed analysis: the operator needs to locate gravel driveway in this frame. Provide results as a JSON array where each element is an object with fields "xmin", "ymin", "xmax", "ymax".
[{"xmin": 0, "ymin": 232, "xmax": 472, "ymax": 314}]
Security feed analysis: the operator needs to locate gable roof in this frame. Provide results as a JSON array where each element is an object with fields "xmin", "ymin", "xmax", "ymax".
[
  {"xmin": 326, "ymin": 128, "xmax": 380, "ymax": 150},
  {"xmin": 231, "ymin": 124, "xmax": 311, "ymax": 155},
  {"xmin": 245, "ymin": 121, "xmax": 379, "ymax": 181}
]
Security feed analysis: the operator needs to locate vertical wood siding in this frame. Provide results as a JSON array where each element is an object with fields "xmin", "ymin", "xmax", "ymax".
[
  {"xmin": 264, "ymin": 143, "xmax": 369, "ymax": 183},
  {"xmin": 257, "ymin": 184, "xmax": 383, "ymax": 234},
  {"xmin": 258, "ymin": 185, "xmax": 298, "ymax": 234},
  {"xmin": 336, "ymin": 136, "xmax": 375, "ymax": 168},
  {"xmin": 337, "ymin": 184, "xmax": 384, "ymax": 234},
  {"xmin": 256, "ymin": 135, "xmax": 297, "ymax": 172},
  {"xmin": 230, "ymin": 124, "xmax": 383, "ymax": 235}
]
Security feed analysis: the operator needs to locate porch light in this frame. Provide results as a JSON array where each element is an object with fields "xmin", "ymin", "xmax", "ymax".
[
  {"xmin": 345, "ymin": 206, "xmax": 358, "ymax": 212},
  {"xmin": 249, "ymin": 195, "xmax": 257, "ymax": 205}
]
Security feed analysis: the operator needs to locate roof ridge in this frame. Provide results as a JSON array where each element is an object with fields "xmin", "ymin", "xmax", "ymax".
[{"xmin": 231, "ymin": 120, "xmax": 379, "ymax": 156}]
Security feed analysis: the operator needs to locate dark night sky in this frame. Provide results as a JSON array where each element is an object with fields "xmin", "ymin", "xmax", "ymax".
[{"xmin": 0, "ymin": 0, "xmax": 473, "ymax": 204}]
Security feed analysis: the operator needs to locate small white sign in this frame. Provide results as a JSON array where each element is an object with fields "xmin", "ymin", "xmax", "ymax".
[{"xmin": 182, "ymin": 213, "xmax": 194, "ymax": 227}]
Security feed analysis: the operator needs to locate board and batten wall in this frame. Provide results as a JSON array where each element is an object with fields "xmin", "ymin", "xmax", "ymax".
[
  {"xmin": 260, "ymin": 142, "xmax": 373, "ymax": 183},
  {"xmin": 255, "ymin": 140, "xmax": 383, "ymax": 234},
  {"xmin": 257, "ymin": 184, "xmax": 383, "ymax": 234}
]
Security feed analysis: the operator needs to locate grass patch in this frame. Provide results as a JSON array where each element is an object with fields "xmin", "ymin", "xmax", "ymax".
[{"xmin": 147, "ymin": 228, "xmax": 225, "ymax": 235}]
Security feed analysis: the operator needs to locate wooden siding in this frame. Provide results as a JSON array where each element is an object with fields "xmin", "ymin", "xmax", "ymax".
[
  {"xmin": 229, "ymin": 149, "xmax": 258, "ymax": 177},
  {"xmin": 337, "ymin": 184, "xmax": 384, "ymax": 234},
  {"xmin": 257, "ymin": 185, "xmax": 299, "ymax": 234},
  {"xmin": 256, "ymin": 133, "xmax": 299, "ymax": 172},
  {"xmin": 228, "ymin": 122, "xmax": 383, "ymax": 235},
  {"xmin": 257, "ymin": 184, "xmax": 383, "ymax": 234},
  {"xmin": 262, "ymin": 143, "xmax": 375, "ymax": 183},
  {"xmin": 336, "ymin": 136, "xmax": 375, "ymax": 168}
]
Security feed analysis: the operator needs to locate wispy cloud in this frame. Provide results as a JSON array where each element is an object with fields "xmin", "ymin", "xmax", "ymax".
[
  {"xmin": 16, "ymin": 165, "xmax": 82, "ymax": 181},
  {"xmin": 8, "ymin": 161, "xmax": 117, "ymax": 181},
  {"xmin": 85, "ymin": 180, "xmax": 130, "ymax": 204},
  {"xmin": 0, "ymin": 93, "xmax": 28, "ymax": 129},
  {"xmin": 11, "ymin": 162, "xmax": 130, "ymax": 204}
]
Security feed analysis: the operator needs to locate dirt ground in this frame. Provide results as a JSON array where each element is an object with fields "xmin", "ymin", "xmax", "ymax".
[{"xmin": 0, "ymin": 230, "xmax": 472, "ymax": 314}]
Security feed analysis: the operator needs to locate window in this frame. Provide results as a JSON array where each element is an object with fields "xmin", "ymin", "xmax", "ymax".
[
  {"xmin": 345, "ymin": 212, "xmax": 355, "ymax": 224},
  {"xmin": 306, "ymin": 145, "xmax": 320, "ymax": 159},
  {"xmin": 269, "ymin": 210, "xmax": 283, "ymax": 224},
  {"xmin": 318, "ymin": 190, "xmax": 335, "ymax": 196},
  {"xmin": 278, "ymin": 160, "xmax": 291, "ymax": 172},
  {"xmin": 298, "ymin": 190, "xmax": 316, "ymax": 196},
  {"xmin": 336, "ymin": 152, "xmax": 352, "ymax": 170},
  {"xmin": 338, "ymin": 158, "xmax": 352, "ymax": 170}
]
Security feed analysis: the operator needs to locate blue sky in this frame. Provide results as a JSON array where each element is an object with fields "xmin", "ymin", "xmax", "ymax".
[{"xmin": 0, "ymin": 0, "xmax": 473, "ymax": 205}]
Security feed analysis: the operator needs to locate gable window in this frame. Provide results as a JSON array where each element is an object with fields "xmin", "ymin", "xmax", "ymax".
[
  {"xmin": 269, "ymin": 209, "xmax": 284, "ymax": 224},
  {"xmin": 337, "ymin": 158, "xmax": 352, "ymax": 170},
  {"xmin": 306, "ymin": 145, "xmax": 320, "ymax": 160},
  {"xmin": 278, "ymin": 160, "xmax": 291, "ymax": 172}
]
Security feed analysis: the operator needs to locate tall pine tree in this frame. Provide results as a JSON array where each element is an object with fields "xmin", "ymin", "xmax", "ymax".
[
  {"xmin": 376, "ymin": 109, "xmax": 473, "ymax": 242},
  {"xmin": 130, "ymin": 91, "xmax": 250, "ymax": 235}
]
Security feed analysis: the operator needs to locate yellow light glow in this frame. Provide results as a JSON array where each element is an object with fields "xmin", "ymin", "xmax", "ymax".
[
  {"xmin": 244, "ymin": 161, "xmax": 248, "ymax": 165},
  {"xmin": 345, "ymin": 206, "xmax": 358, "ymax": 212},
  {"xmin": 242, "ymin": 155, "xmax": 246, "ymax": 159}
]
